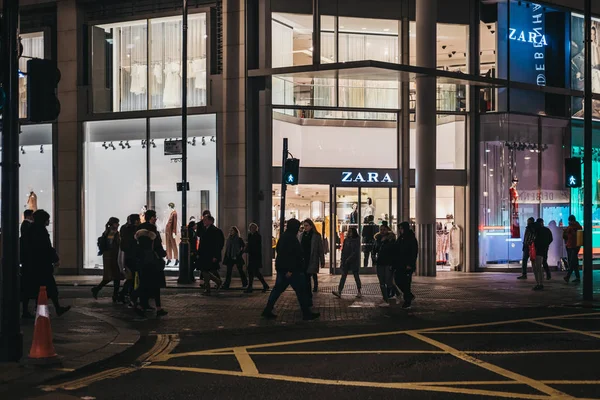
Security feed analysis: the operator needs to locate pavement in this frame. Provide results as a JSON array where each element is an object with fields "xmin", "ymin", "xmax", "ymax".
[{"xmin": 2, "ymin": 270, "xmax": 600, "ymax": 399}]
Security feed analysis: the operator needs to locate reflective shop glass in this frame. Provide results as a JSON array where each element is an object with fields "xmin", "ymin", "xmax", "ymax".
[
  {"xmin": 91, "ymin": 13, "xmax": 208, "ymax": 113},
  {"xmin": 83, "ymin": 115, "xmax": 217, "ymax": 270}
]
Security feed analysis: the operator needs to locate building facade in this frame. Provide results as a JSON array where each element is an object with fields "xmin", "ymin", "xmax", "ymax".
[{"xmin": 4, "ymin": 0, "xmax": 600, "ymax": 276}]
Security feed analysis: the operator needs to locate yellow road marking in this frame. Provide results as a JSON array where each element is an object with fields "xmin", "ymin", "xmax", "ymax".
[
  {"xmin": 531, "ymin": 321, "xmax": 600, "ymax": 340},
  {"xmin": 145, "ymin": 365, "xmax": 556, "ymax": 400},
  {"xmin": 407, "ymin": 332, "xmax": 571, "ymax": 399},
  {"xmin": 426, "ymin": 331, "xmax": 568, "ymax": 334},
  {"xmin": 233, "ymin": 348, "xmax": 259, "ymax": 375}
]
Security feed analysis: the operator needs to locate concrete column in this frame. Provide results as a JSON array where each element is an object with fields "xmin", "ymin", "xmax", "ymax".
[
  {"xmin": 415, "ymin": 0, "xmax": 437, "ymax": 277},
  {"xmin": 55, "ymin": 0, "xmax": 79, "ymax": 273},
  {"xmin": 220, "ymin": 0, "xmax": 247, "ymax": 236}
]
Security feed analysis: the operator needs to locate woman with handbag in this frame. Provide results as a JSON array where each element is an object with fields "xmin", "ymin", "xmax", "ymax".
[
  {"xmin": 92, "ymin": 217, "xmax": 122, "ymax": 303},
  {"xmin": 222, "ymin": 226, "xmax": 248, "ymax": 289},
  {"xmin": 134, "ymin": 229, "xmax": 168, "ymax": 318}
]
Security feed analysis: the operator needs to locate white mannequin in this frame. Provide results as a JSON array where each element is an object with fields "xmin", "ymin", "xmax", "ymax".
[{"xmin": 363, "ymin": 197, "xmax": 375, "ymax": 217}]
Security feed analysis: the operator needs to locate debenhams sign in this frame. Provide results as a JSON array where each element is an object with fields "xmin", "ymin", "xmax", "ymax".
[{"xmin": 341, "ymin": 171, "xmax": 393, "ymax": 183}]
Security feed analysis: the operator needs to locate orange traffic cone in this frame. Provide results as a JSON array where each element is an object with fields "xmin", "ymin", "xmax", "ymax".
[{"xmin": 28, "ymin": 286, "xmax": 59, "ymax": 363}]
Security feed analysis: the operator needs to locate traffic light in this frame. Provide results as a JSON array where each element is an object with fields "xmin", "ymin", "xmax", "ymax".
[
  {"xmin": 565, "ymin": 157, "xmax": 582, "ymax": 188},
  {"xmin": 284, "ymin": 158, "xmax": 300, "ymax": 185},
  {"xmin": 27, "ymin": 58, "xmax": 61, "ymax": 122}
]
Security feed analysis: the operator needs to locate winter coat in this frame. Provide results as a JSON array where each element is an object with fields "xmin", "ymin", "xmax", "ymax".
[
  {"xmin": 563, "ymin": 221, "xmax": 582, "ymax": 249},
  {"xmin": 198, "ymin": 224, "xmax": 225, "ymax": 271},
  {"xmin": 26, "ymin": 222, "xmax": 59, "ymax": 299},
  {"xmin": 362, "ymin": 223, "xmax": 378, "ymax": 243},
  {"xmin": 298, "ymin": 230, "xmax": 325, "ymax": 274},
  {"xmin": 246, "ymin": 232, "xmax": 263, "ymax": 271},
  {"xmin": 224, "ymin": 236, "xmax": 245, "ymax": 266},
  {"xmin": 534, "ymin": 225, "xmax": 553, "ymax": 258},
  {"xmin": 522, "ymin": 222, "xmax": 536, "ymax": 251},
  {"xmin": 137, "ymin": 222, "xmax": 167, "ymax": 258},
  {"xmin": 100, "ymin": 231, "xmax": 121, "ymax": 281},
  {"xmin": 276, "ymin": 225, "xmax": 305, "ymax": 274},
  {"xmin": 397, "ymin": 230, "xmax": 418, "ymax": 270},
  {"xmin": 134, "ymin": 231, "xmax": 166, "ymax": 290},
  {"xmin": 374, "ymin": 232, "xmax": 397, "ymax": 267},
  {"xmin": 340, "ymin": 236, "xmax": 360, "ymax": 272}
]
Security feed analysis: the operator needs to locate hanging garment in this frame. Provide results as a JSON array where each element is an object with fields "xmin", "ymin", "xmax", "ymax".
[
  {"xmin": 363, "ymin": 204, "xmax": 375, "ymax": 218},
  {"xmin": 163, "ymin": 62, "xmax": 182, "ymax": 107},
  {"xmin": 129, "ymin": 64, "xmax": 147, "ymax": 95},
  {"xmin": 165, "ymin": 210, "xmax": 178, "ymax": 260},
  {"xmin": 27, "ymin": 191, "xmax": 38, "ymax": 211},
  {"xmin": 191, "ymin": 58, "xmax": 207, "ymax": 90},
  {"xmin": 150, "ymin": 63, "xmax": 163, "ymax": 93},
  {"xmin": 449, "ymin": 225, "xmax": 462, "ymax": 268}
]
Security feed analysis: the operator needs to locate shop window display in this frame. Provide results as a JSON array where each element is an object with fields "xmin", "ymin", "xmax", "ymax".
[
  {"xmin": 84, "ymin": 115, "xmax": 217, "ymax": 270},
  {"xmin": 18, "ymin": 32, "xmax": 45, "ymax": 119},
  {"xmin": 91, "ymin": 13, "xmax": 207, "ymax": 113}
]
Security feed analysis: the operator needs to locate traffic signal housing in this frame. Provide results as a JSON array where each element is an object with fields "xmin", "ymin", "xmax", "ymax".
[
  {"xmin": 284, "ymin": 158, "xmax": 300, "ymax": 186},
  {"xmin": 565, "ymin": 157, "xmax": 582, "ymax": 188},
  {"xmin": 27, "ymin": 58, "xmax": 61, "ymax": 122}
]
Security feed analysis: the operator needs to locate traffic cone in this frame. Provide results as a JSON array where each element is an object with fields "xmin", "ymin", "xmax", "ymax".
[{"xmin": 28, "ymin": 286, "xmax": 59, "ymax": 363}]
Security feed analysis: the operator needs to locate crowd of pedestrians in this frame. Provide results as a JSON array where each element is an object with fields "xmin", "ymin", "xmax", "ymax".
[{"xmin": 519, "ymin": 215, "xmax": 583, "ymax": 290}]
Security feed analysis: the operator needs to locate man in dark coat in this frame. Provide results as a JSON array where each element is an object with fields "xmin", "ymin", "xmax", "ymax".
[
  {"xmin": 395, "ymin": 221, "xmax": 418, "ymax": 309},
  {"xmin": 20, "ymin": 209, "xmax": 35, "ymax": 318},
  {"xmin": 27, "ymin": 210, "xmax": 71, "ymax": 316},
  {"xmin": 518, "ymin": 217, "xmax": 536, "ymax": 280},
  {"xmin": 198, "ymin": 215, "xmax": 224, "ymax": 293},
  {"xmin": 361, "ymin": 215, "xmax": 379, "ymax": 267},
  {"xmin": 135, "ymin": 210, "xmax": 167, "ymax": 310},
  {"xmin": 118, "ymin": 214, "xmax": 141, "ymax": 302},
  {"xmin": 262, "ymin": 218, "xmax": 320, "ymax": 321},
  {"xmin": 532, "ymin": 218, "xmax": 553, "ymax": 291}
]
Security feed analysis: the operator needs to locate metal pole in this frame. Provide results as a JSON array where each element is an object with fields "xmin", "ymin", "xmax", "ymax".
[
  {"xmin": 583, "ymin": 0, "xmax": 593, "ymax": 302},
  {"xmin": 279, "ymin": 138, "xmax": 288, "ymax": 235},
  {"xmin": 0, "ymin": 0, "xmax": 24, "ymax": 362},
  {"xmin": 178, "ymin": 0, "xmax": 191, "ymax": 284}
]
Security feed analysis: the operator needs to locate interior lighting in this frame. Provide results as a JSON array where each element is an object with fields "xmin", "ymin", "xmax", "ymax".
[
  {"xmin": 109, "ymin": 142, "xmax": 116, "ymax": 151},
  {"xmin": 40, "ymin": 145, "xmax": 44, "ymax": 154},
  {"xmin": 151, "ymin": 139, "xmax": 156, "ymax": 148},
  {"xmin": 141, "ymin": 140, "xmax": 146, "ymax": 149},
  {"xmin": 126, "ymin": 141, "xmax": 131, "ymax": 149},
  {"xmin": 210, "ymin": 136, "xmax": 216, "ymax": 143},
  {"xmin": 21, "ymin": 146, "xmax": 25, "ymax": 155},
  {"xmin": 383, "ymin": 28, "xmax": 390, "ymax": 32},
  {"xmin": 102, "ymin": 142, "xmax": 108, "ymax": 149},
  {"xmin": 202, "ymin": 137, "xmax": 206, "ymax": 146}
]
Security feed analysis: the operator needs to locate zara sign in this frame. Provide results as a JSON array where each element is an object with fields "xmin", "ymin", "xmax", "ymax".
[{"xmin": 341, "ymin": 171, "xmax": 394, "ymax": 184}]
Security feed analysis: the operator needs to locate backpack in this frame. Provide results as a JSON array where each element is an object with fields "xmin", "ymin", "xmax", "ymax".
[{"xmin": 97, "ymin": 235, "xmax": 107, "ymax": 256}]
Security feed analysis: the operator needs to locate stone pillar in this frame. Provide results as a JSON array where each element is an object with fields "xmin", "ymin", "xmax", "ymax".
[
  {"xmin": 220, "ymin": 0, "xmax": 247, "ymax": 236},
  {"xmin": 55, "ymin": 0, "xmax": 79, "ymax": 273},
  {"xmin": 415, "ymin": 0, "xmax": 437, "ymax": 277}
]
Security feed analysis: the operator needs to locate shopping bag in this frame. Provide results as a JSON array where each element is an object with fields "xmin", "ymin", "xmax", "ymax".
[
  {"xmin": 529, "ymin": 242, "xmax": 537, "ymax": 261},
  {"xmin": 134, "ymin": 272, "xmax": 140, "ymax": 290}
]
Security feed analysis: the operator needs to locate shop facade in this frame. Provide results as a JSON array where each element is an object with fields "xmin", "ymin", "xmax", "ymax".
[{"xmin": 7, "ymin": 0, "xmax": 600, "ymax": 276}]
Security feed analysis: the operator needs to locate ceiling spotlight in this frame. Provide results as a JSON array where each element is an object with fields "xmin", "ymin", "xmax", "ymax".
[
  {"xmin": 102, "ymin": 141, "xmax": 108, "ymax": 149},
  {"xmin": 40, "ymin": 145, "xmax": 44, "ymax": 154},
  {"xmin": 188, "ymin": 137, "xmax": 197, "ymax": 146},
  {"xmin": 448, "ymin": 54, "xmax": 452, "ymax": 58},
  {"xmin": 491, "ymin": 30, "xmax": 495, "ymax": 35},
  {"xmin": 109, "ymin": 142, "xmax": 116, "ymax": 150},
  {"xmin": 210, "ymin": 136, "xmax": 216, "ymax": 143},
  {"xmin": 442, "ymin": 45, "xmax": 447, "ymax": 50},
  {"xmin": 126, "ymin": 141, "xmax": 131, "ymax": 149},
  {"xmin": 487, "ymin": 25, "xmax": 492, "ymax": 30},
  {"xmin": 452, "ymin": 51, "xmax": 456, "ymax": 55},
  {"xmin": 151, "ymin": 139, "xmax": 156, "ymax": 148},
  {"xmin": 202, "ymin": 137, "xmax": 206, "ymax": 146},
  {"xmin": 142, "ymin": 140, "xmax": 146, "ymax": 149},
  {"xmin": 119, "ymin": 140, "xmax": 125, "ymax": 149},
  {"xmin": 21, "ymin": 146, "xmax": 25, "ymax": 155}
]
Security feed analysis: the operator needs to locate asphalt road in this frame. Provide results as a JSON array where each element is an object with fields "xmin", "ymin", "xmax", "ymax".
[{"xmin": 12, "ymin": 301, "xmax": 600, "ymax": 400}]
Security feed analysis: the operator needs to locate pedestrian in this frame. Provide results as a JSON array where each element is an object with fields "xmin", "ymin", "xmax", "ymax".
[
  {"xmin": 300, "ymin": 219, "xmax": 325, "ymax": 300},
  {"xmin": 332, "ymin": 227, "xmax": 362, "ymax": 299},
  {"xmin": 188, "ymin": 220, "xmax": 198, "ymax": 282},
  {"xmin": 27, "ymin": 210, "xmax": 71, "ymax": 316},
  {"xmin": 20, "ymin": 209, "xmax": 36, "ymax": 318},
  {"xmin": 244, "ymin": 223, "xmax": 270, "ymax": 293},
  {"xmin": 563, "ymin": 214, "xmax": 582, "ymax": 283},
  {"xmin": 262, "ymin": 218, "xmax": 320, "ymax": 320},
  {"xmin": 135, "ymin": 210, "xmax": 168, "ymax": 313},
  {"xmin": 134, "ymin": 229, "xmax": 168, "ymax": 318},
  {"xmin": 361, "ymin": 215, "xmax": 378, "ymax": 267},
  {"xmin": 198, "ymin": 215, "xmax": 224, "ymax": 294},
  {"xmin": 518, "ymin": 217, "xmax": 536, "ymax": 280},
  {"xmin": 395, "ymin": 222, "xmax": 418, "ymax": 309},
  {"xmin": 532, "ymin": 218, "xmax": 553, "ymax": 291},
  {"xmin": 222, "ymin": 226, "xmax": 248, "ymax": 289},
  {"xmin": 373, "ymin": 223, "xmax": 396, "ymax": 307},
  {"xmin": 92, "ymin": 217, "xmax": 122, "ymax": 302},
  {"xmin": 118, "ymin": 214, "xmax": 141, "ymax": 304}
]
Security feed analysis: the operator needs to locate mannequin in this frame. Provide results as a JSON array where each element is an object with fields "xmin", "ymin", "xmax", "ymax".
[
  {"xmin": 27, "ymin": 190, "xmax": 38, "ymax": 211},
  {"xmin": 509, "ymin": 179, "xmax": 520, "ymax": 239},
  {"xmin": 349, "ymin": 203, "xmax": 358, "ymax": 224},
  {"xmin": 363, "ymin": 197, "xmax": 375, "ymax": 218},
  {"xmin": 165, "ymin": 202, "xmax": 179, "ymax": 265}
]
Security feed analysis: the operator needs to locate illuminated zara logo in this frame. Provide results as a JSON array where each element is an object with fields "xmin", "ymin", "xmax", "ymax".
[
  {"xmin": 508, "ymin": 28, "xmax": 548, "ymax": 46},
  {"xmin": 341, "ymin": 171, "xmax": 393, "ymax": 184}
]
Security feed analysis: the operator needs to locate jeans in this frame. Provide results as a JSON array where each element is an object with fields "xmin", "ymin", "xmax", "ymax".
[
  {"xmin": 376, "ymin": 265, "xmax": 394, "ymax": 301},
  {"xmin": 223, "ymin": 263, "xmax": 248, "ymax": 288},
  {"xmin": 395, "ymin": 268, "xmax": 414, "ymax": 302},
  {"xmin": 264, "ymin": 272, "xmax": 311, "ymax": 315},
  {"xmin": 566, "ymin": 247, "xmax": 581, "ymax": 280},
  {"xmin": 521, "ymin": 248, "xmax": 530, "ymax": 276},
  {"xmin": 533, "ymin": 256, "xmax": 545, "ymax": 286},
  {"xmin": 338, "ymin": 270, "xmax": 361, "ymax": 293},
  {"xmin": 363, "ymin": 243, "xmax": 376, "ymax": 267}
]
